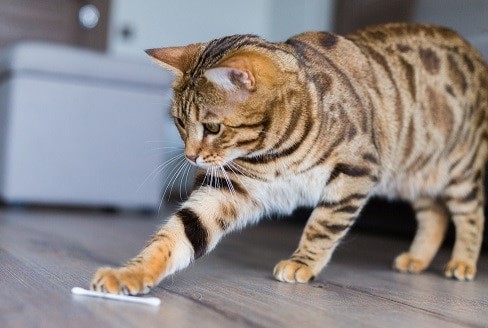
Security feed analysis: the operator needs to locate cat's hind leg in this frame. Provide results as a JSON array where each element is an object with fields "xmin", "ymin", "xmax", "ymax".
[
  {"xmin": 393, "ymin": 197, "xmax": 449, "ymax": 274},
  {"xmin": 442, "ymin": 173, "xmax": 484, "ymax": 281}
]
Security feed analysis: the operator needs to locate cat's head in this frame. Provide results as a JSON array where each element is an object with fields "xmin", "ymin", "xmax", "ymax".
[{"xmin": 146, "ymin": 35, "xmax": 297, "ymax": 168}]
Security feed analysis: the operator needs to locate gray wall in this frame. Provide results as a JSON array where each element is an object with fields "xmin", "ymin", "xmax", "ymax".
[
  {"xmin": 107, "ymin": 0, "xmax": 335, "ymax": 61},
  {"xmin": 412, "ymin": 0, "xmax": 488, "ymax": 59},
  {"xmin": 412, "ymin": 0, "xmax": 488, "ymax": 38}
]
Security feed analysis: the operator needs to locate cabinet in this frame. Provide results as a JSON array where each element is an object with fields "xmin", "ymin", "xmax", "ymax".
[{"xmin": 0, "ymin": 0, "xmax": 109, "ymax": 51}]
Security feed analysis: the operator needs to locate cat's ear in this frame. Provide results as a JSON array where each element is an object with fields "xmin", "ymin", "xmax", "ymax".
[
  {"xmin": 145, "ymin": 44, "xmax": 201, "ymax": 77},
  {"xmin": 204, "ymin": 67, "xmax": 254, "ymax": 92},
  {"xmin": 204, "ymin": 57, "xmax": 256, "ymax": 93}
]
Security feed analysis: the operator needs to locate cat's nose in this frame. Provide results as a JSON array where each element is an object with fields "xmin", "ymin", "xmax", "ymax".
[{"xmin": 185, "ymin": 154, "xmax": 198, "ymax": 164}]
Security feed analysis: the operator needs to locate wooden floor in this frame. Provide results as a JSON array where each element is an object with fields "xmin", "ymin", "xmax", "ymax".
[{"xmin": 1, "ymin": 206, "xmax": 487, "ymax": 328}]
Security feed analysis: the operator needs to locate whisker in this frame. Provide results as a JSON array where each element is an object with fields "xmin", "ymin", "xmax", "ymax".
[
  {"xmin": 213, "ymin": 166, "xmax": 220, "ymax": 190},
  {"xmin": 216, "ymin": 166, "xmax": 221, "ymax": 189},
  {"xmin": 137, "ymin": 153, "xmax": 184, "ymax": 192},
  {"xmin": 178, "ymin": 163, "xmax": 184, "ymax": 201},
  {"xmin": 152, "ymin": 153, "xmax": 186, "ymax": 181},
  {"xmin": 198, "ymin": 168, "xmax": 210, "ymax": 191},
  {"xmin": 178, "ymin": 162, "xmax": 192, "ymax": 201},
  {"xmin": 209, "ymin": 166, "xmax": 215, "ymax": 192},
  {"xmin": 225, "ymin": 163, "xmax": 251, "ymax": 196},
  {"xmin": 227, "ymin": 162, "xmax": 251, "ymax": 177},
  {"xmin": 181, "ymin": 162, "xmax": 193, "ymax": 199},
  {"xmin": 220, "ymin": 165, "xmax": 236, "ymax": 201},
  {"xmin": 166, "ymin": 159, "xmax": 188, "ymax": 201},
  {"xmin": 158, "ymin": 157, "xmax": 186, "ymax": 212},
  {"xmin": 215, "ymin": 167, "xmax": 220, "ymax": 188}
]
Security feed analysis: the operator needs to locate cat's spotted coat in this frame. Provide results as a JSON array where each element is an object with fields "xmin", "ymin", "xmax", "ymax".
[{"xmin": 91, "ymin": 23, "xmax": 488, "ymax": 294}]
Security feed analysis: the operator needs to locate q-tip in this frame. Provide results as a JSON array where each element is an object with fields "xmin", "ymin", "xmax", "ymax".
[{"xmin": 71, "ymin": 287, "xmax": 161, "ymax": 306}]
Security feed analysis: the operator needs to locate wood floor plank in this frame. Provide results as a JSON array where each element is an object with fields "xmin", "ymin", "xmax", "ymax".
[
  {"xmin": 322, "ymin": 237, "xmax": 488, "ymax": 328},
  {"xmin": 158, "ymin": 225, "xmax": 480, "ymax": 328},
  {"xmin": 222, "ymin": 221, "xmax": 488, "ymax": 327},
  {"xmin": 1, "ymin": 207, "xmax": 486, "ymax": 328},
  {"xmin": 0, "ymin": 209, "xmax": 250, "ymax": 328}
]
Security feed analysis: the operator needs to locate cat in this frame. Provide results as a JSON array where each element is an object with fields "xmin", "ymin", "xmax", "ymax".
[{"xmin": 91, "ymin": 23, "xmax": 488, "ymax": 295}]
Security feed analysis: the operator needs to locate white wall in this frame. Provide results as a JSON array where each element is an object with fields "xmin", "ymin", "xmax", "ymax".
[{"xmin": 108, "ymin": 0, "xmax": 335, "ymax": 60}]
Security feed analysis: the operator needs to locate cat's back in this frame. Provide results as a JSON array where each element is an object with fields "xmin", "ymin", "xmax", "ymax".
[
  {"xmin": 349, "ymin": 23, "xmax": 473, "ymax": 48},
  {"xmin": 347, "ymin": 23, "xmax": 487, "ymax": 68},
  {"xmin": 345, "ymin": 23, "xmax": 488, "ymax": 198},
  {"xmin": 346, "ymin": 23, "xmax": 488, "ymax": 102},
  {"xmin": 346, "ymin": 23, "xmax": 488, "ymax": 143}
]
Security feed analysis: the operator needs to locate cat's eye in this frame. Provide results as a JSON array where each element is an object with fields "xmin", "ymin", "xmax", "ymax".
[{"xmin": 203, "ymin": 123, "xmax": 221, "ymax": 134}]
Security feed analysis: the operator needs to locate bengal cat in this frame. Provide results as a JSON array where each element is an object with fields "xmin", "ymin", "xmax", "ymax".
[{"xmin": 91, "ymin": 23, "xmax": 488, "ymax": 294}]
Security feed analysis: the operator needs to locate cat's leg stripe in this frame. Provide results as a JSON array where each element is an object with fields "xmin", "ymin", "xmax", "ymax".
[
  {"xmin": 305, "ymin": 231, "xmax": 331, "ymax": 241},
  {"xmin": 444, "ymin": 186, "xmax": 480, "ymax": 204},
  {"xmin": 143, "ymin": 232, "xmax": 169, "ymax": 249},
  {"xmin": 292, "ymin": 254, "xmax": 316, "ymax": 262},
  {"xmin": 446, "ymin": 169, "xmax": 480, "ymax": 187},
  {"xmin": 318, "ymin": 222, "xmax": 350, "ymax": 234},
  {"xmin": 458, "ymin": 187, "xmax": 479, "ymax": 203},
  {"xmin": 332, "ymin": 205, "xmax": 359, "ymax": 214},
  {"xmin": 287, "ymin": 258, "xmax": 307, "ymax": 266},
  {"xmin": 318, "ymin": 193, "xmax": 366, "ymax": 207},
  {"xmin": 327, "ymin": 163, "xmax": 372, "ymax": 184},
  {"xmin": 176, "ymin": 208, "xmax": 208, "ymax": 259},
  {"xmin": 126, "ymin": 257, "xmax": 143, "ymax": 266}
]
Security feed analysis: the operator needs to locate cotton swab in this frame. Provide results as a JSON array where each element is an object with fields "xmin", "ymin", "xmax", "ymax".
[{"xmin": 71, "ymin": 287, "xmax": 161, "ymax": 306}]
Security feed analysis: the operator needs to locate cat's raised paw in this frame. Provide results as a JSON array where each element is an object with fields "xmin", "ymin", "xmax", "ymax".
[
  {"xmin": 91, "ymin": 267, "xmax": 153, "ymax": 295},
  {"xmin": 273, "ymin": 260, "xmax": 314, "ymax": 283},
  {"xmin": 444, "ymin": 260, "xmax": 476, "ymax": 281},
  {"xmin": 393, "ymin": 252, "xmax": 429, "ymax": 274}
]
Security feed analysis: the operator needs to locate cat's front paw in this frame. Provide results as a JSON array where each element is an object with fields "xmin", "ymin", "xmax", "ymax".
[
  {"xmin": 91, "ymin": 267, "xmax": 154, "ymax": 295},
  {"xmin": 273, "ymin": 259, "xmax": 315, "ymax": 283},
  {"xmin": 444, "ymin": 260, "xmax": 476, "ymax": 281},
  {"xmin": 393, "ymin": 252, "xmax": 429, "ymax": 273}
]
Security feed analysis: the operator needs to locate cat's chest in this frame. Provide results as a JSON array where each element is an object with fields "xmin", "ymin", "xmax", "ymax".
[{"xmin": 252, "ymin": 169, "xmax": 329, "ymax": 214}]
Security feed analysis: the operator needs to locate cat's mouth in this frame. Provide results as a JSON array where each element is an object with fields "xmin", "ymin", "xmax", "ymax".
[
  {"xmin": 187, "ymin": 150, "xmax": 246, "ymax": 168},
  {"xmin": 186, "ymin": 155, "xmax": 226, "ymax": 169}
]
